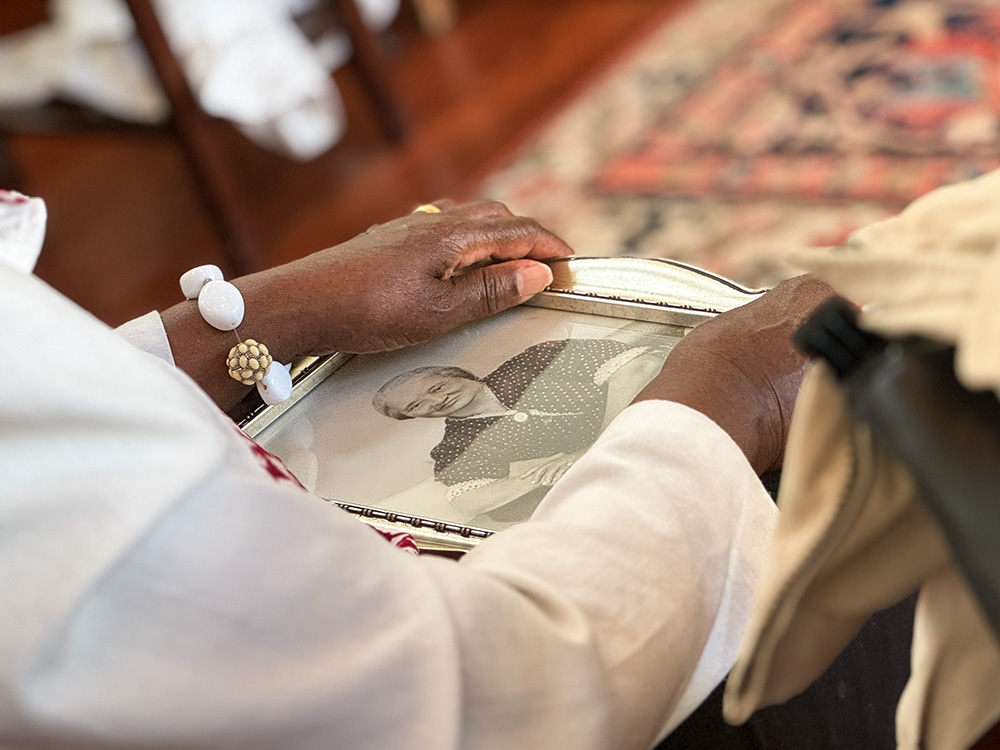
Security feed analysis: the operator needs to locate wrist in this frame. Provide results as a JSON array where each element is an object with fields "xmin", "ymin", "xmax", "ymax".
[
  {"xmin": 160, "ymin": 266, "xmax": 308, "ymax": 413},
  {"xmin": 243, "ymin": 249, "xmax": 367, "ymax": 356},
  {"xmin": 231, "ymin": 269, "xmax": 309, "ymax": 364}
]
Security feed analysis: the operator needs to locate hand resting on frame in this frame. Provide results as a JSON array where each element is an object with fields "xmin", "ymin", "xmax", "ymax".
[
  {"xmin": 634, "ymin": 275, "xmax": 835, "ymax": 476},
  {"xmin": 161, "ymin": 200, "xmax": 574, "ymax": 411}
]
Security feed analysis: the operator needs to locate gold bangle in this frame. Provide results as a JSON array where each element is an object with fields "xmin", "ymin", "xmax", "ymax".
[{"xmin": 412, "ymin": 204, "xmax": 442, "ymax": 214}]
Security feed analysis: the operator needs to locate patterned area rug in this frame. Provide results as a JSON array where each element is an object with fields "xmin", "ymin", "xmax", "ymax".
[{"xmin": 476, "ymin": 0, "xmax": 1000, "ymax": 288}]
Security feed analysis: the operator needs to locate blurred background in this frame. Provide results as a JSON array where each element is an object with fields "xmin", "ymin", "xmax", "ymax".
[
  {"xmin": 1, "ymin": 0, "xmax": 675, "ymax": 326},
  {"xmin": 6, "ymin": 0, "xmax": 1000, "ymax": 328}
]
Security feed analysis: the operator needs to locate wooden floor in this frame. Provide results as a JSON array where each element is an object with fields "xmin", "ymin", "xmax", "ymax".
[{"xmin": 4, "ymin": 0, "xmax": 677, "ymax": 327}]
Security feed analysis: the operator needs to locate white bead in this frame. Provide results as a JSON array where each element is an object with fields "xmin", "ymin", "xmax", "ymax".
[
  {"xmin": 197, "ymin": 280, "xmax": 244, "ymax": 331},
  {"xmin": 513, "ymin": 412, "xmax": 528, "ymax": 422},
  {"xmin": 258, "ymin": 362, "xmax": 292, "ymax": 405},
  {"xmin": 180, "ymin": 264, "xmax": 223, "ymax": 299}
]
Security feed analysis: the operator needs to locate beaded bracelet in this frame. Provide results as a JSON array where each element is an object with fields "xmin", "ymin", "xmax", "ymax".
[{"xmin": 180, "ymin": 265, "xmax": 292, "ymax": 405}]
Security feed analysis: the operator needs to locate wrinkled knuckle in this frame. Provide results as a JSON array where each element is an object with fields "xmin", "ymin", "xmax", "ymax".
[
  {"xmin": 480, "ymin": 272, "xmax": 505, "ymax": 317},
  {"xmin": 478, "ymin": 200, "xmax": 513, "ymax": 217},
  {"xmin": 484, "ymin": 225, "xmax": 516, "ymax": 248},
  {"xmin": 491, "ymin": 218, "xmax": 539, "ymax": 248},
  {"xmin": 437, "ymin": 226, "xmax": 470, "ymax": 256},
  {"xmin": 516, "ymin": 216, "xmax": 543, "ymax": 236}
]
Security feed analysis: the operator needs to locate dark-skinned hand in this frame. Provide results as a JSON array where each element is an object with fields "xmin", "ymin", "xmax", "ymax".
[
  {"xmin": 162, "ymin": 200, "xmax": 573, "ymax": 411},
  {"xmin": 633, "ymin": 275, "xmax": 835, "ymax": 476}
]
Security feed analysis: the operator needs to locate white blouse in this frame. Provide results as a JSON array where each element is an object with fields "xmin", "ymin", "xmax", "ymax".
[{"xmin": 1, "ymin": 202, "xmax": 776, "ymax": 749}]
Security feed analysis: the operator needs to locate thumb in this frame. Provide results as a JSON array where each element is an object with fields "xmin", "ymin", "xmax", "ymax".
[{"xmin": 450, "ymin": 259, "xmax": 553, "ymax": 320}]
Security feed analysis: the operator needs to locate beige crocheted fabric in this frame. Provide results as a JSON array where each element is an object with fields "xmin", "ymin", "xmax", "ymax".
[{"xmin": 723, "ymin": 170, "xmax": 1000, "ymax": 749}]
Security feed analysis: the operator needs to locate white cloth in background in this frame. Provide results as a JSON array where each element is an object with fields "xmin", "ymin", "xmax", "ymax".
[
  {"xmin": 0, "ymin": 0, "xmax": 167, "ymax": 122},
  {"xmin": 2, "ymin": 197, "xmax": 778, "ymax": 749},
  {"xmin": 0, "ymin": 0, "xmax": 399, "ymax": 160}
]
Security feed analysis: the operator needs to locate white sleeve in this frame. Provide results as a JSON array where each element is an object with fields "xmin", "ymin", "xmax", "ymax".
[
  {"xmin": 457, "ymin": 401, "xmax": 778, "ymax": 747},
  {"xmin": 115, "ymin": 310, "xmax": 176, "ymax": 365},
  {"xmin": 5, "ymin": 266, "xmax": 776, "ymax": 750}
]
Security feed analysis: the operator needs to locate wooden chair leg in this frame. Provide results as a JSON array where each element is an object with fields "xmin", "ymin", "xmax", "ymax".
[
  {"xmin": 331, "ymin": 0, "xmax": 408, "ymax": 142},
  {"xmin": 124, "ymin": 0, "xmax": 263, "ymax": 275}
]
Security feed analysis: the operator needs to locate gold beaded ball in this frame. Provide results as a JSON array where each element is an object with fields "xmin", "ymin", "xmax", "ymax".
[{"xmin": 227, "ymin": 339, "xmax": 273, "ymax": 385}]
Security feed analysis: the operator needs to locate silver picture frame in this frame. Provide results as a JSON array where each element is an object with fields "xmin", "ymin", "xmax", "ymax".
[{"xmin": 241, "ymin": 257, "xmax": 763, "ymax": 551}]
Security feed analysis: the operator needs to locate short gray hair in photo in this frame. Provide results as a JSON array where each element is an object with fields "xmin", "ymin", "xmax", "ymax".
[{"xmin": 372, "ymin": 365, "xmax": 480, "ymax": 419}]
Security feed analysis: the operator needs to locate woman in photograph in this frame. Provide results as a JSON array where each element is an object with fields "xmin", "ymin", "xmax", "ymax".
[{"xmin": 373, "ymin": 338, "xmax": 670, "ymax": 515}]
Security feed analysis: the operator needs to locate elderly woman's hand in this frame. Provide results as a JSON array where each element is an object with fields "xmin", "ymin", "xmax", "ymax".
[
  {"xmin": 239, "ymin": 200, "xmax": 573, "ymax": 356},
  {"xmin": 162, "ymin": 201, "xmax": 572, "ymax": 411},
  {"xmin": 633, "ymin": 276, "xmax": 835, "ymax": 476}
]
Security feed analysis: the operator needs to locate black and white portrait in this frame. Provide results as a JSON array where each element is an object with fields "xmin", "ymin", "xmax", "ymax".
[
  {"xmin": 256, "ymin": 305, "xmax": 682, "ymax": 532},
  {"xmin": 372, "ymin": 339, "xmax": 670, "ymax": 518}
]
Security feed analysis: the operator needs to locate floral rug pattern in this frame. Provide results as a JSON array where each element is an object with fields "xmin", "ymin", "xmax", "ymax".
[{"xmin": 477, "ymin": 0, "xmax": 1000, "ymax": 288}]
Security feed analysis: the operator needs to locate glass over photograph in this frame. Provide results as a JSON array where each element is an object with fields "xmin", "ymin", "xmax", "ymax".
[{"xmin": 255, "ymin": 305, "xmax": 684, "ymax": 534}]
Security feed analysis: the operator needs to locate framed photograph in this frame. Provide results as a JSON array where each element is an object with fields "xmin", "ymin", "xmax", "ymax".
[{"xmin": 242, "ymin": 258, "xmax": 763, "ymax": 551}]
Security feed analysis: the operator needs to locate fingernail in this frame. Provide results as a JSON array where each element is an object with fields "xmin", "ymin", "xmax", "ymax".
[{"xmin": 516, "ymin": 263, "xmax": 553, "ymax": 297}]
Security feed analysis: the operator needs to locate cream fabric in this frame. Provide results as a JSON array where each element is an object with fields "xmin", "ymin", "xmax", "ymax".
[
  {"xmin": 724, "ymin": 169, "xmax": 1000, "ymax": 749},
  {"xmin": 2, "ymin": 227, "xmax": 778, "ymax": 746}
]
